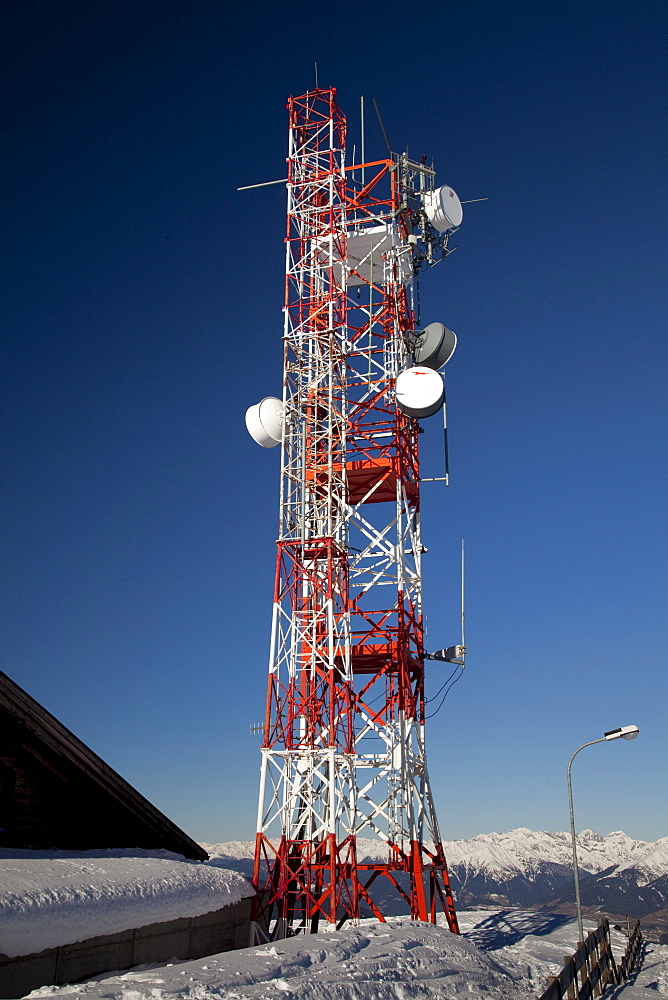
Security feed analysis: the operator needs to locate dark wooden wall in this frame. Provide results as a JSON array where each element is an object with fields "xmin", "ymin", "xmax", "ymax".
[{"xmin": 0, "ymin": 705, "xmax": 192, "ymax": 853}]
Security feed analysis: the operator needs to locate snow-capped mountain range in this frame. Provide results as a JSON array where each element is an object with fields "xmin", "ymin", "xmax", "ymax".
[
  {"xmin": 202, "ymin": 828, "xmax": 668, "ymax": 940},
  {"xmin": 443, "ymin": 827, "xmax": 653, "ymax": 876}
]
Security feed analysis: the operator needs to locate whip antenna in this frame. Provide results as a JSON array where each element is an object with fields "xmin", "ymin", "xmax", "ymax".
[
  {"xmin": 372, "ymin": 97, "xmax": 392, "ymax": 156},
  {"xmin": 461, "ymin": 539, "xmax": 466, "ymax": 666},
  {"xmin": 443, "ymin": 383, "xmax": 450, "ymax": 486}
]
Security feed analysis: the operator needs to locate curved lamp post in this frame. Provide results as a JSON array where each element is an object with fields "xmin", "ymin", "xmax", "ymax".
[{"xmin": 568, "ymin": 725, "xmax": 640, "ymax": 944}]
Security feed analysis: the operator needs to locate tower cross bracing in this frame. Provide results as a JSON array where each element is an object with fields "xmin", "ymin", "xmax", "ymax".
[{"xmin": 251, "ymin": 86, "xmax": 459, "ymax": 941}]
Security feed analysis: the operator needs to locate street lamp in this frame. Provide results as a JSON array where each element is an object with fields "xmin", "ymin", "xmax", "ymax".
[{"xmin": 567, "ymin": 725, "xmax": 640, "ymax": 944}]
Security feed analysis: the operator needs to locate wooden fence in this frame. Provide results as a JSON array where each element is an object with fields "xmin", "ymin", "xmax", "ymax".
[
  {"xmin": 618, "ymin": 917, "xmax": 643, "ymax": 984},
  {"xmin": 539, "ymin": 917, "xmax": 643, "ymax": 1000}
]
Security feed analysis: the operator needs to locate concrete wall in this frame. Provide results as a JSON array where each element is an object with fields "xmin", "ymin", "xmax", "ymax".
[{"xmin": 0, "ymin": 896, "xmax": 253, "ymax": 999}]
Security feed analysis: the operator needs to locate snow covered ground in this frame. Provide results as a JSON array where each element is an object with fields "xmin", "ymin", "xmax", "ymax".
[
  {"xmin": 3, "ymin": 844, "xmax": 666, "ymax": 998},
  {"xmin": 457, "ymin": 908, "xmax": 668, "ymax": 995},
  {"xmin": 23, "ymin": 909, "xmax": 668, "ymax": 1000},
  {"xmin": 0, "ymin": 849, "xmax": 253, "ymax": 959}
]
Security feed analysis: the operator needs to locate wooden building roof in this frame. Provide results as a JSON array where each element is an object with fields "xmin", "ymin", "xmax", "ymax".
[{"xmin": 0, "ymin": 671, "xmax": 207, "ymax": 861}]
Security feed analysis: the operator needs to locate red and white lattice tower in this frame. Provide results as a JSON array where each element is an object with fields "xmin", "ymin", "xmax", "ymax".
[{"xmin": 249, "ymin": 87, "xmax": 463, "ymax": 941}]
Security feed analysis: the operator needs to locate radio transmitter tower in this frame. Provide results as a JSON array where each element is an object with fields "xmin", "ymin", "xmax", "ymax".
[{"xmin": 245, "ymin": 86, "xmax": 465, "ymax": 941}]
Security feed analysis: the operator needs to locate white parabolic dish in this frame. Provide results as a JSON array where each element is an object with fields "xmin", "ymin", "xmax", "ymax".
[
  {"xmin": 423, "ymin": 185, "xmax": 463, "ymax": 232},
  {"xmin": 395, "ymin": 366, "xmax": 444, "ymax": 419},
  {"xmin": 245, "ymin": 396, "xmax": 284, "ymax": 448}
]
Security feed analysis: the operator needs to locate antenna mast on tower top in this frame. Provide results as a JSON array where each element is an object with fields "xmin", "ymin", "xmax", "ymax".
[{"xmin": 246, "ymin": 86, "xmax": 465, "ymax": 942}]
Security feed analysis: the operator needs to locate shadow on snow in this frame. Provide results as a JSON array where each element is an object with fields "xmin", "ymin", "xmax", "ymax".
[{"xmin": 464, "ymin": 910, "xmax": 572, "ymax": 951}]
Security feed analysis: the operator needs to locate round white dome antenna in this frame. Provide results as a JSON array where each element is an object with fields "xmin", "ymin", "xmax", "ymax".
[
  {"xmin": 423, "ymin": 185, "xmax": 463, "ymax": 232},
  {"xmin": 395, "ymin": 366, "xmax": 444, "ymax": 418},
  {"xmin": 411, "ymin": 323, "xmax": 457, "ymax": 370},
  {"xmin": 245, "ymin": 397, "xmax": 284, "ymax": 448}
]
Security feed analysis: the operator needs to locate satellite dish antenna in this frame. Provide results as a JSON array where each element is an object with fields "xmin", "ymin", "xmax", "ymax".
[
  {"xmin": 395, "ymin": 366, "xmax": 444, "ymax": 418},
  {"xmin": 411, "ymin": 323, "xmax": 457, "ymax": 370},
  {"xmin": 245, "ymin": 397, "xmax": 284, "ymax": 448},
  {"xmin": 423, "ymin": 185, "xmax": 463, "ymax": 232}
]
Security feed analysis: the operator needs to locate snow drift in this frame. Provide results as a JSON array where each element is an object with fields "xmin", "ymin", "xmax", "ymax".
[{"xmin": 0, "ymin": 849, "xmax": 253, "ymax": 958}]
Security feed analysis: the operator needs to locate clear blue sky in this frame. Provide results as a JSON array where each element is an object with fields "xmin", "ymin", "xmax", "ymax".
[{"xmin": 2, "ymin": 0, "xmax": 666, "ymax": 846}]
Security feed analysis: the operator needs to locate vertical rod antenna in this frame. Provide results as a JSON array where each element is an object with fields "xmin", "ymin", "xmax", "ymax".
[
  {"xmin": 443, "ymin": 384, "xmax": 450, "ymax": 486},
  {"xmin": 372, "ymin": 97, "xmax": 392, "ymax": 156},
  {"xmin": 360, "ymin": 95, "xmax": 365, "ymax": 186},
  {"xmin": 461, "ymin": 539, "xmax": 466, "ymax": 660},
  {"xmin": 314, "ymin": 62, "xmax": 319, "ymax": 89}
]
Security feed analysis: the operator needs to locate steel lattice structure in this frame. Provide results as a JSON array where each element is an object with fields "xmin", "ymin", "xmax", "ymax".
[{"xmin": 251, "ymin": 87, "xmax": 460, "ymax": 941}]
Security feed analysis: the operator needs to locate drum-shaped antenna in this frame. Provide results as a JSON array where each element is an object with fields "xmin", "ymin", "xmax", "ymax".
[
  {"xmin": 245, "ymin": 397, "xmax": 284, "ymax": 448},
  {"xmin": 412, "ymin": 322, "xmax": 457, "ymax": 370},
  {"xmin": 423, "ymin": 185, "xmax": 463, "ymax": 231},
  {"xmin": 395, "ymin": 366, "xmax": 444, "ymax": 418}
]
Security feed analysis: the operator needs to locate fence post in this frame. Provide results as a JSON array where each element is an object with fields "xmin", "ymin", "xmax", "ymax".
[
  {"xmin": 546, "ymin": 975, "xmax": 560, "ymax": 998},
  {"xmin": 593, "ymin": 930, "xmax": 602, "ymax": 998},
  {"xmin": 563, "ymin": 956, "xmax": 577, "ymax": 1000},
  {"xmin": 577, "ymin": 940, "xmax": 588, "ymax": 995},
  {"xmin": 604, "ymin": 921, "xmax": 618, "ymax": 988}
]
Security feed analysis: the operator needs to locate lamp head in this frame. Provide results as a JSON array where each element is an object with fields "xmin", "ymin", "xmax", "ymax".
[{"xmin": 604, "ymin": 725, "xmax": 640, "ymax": 741}]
